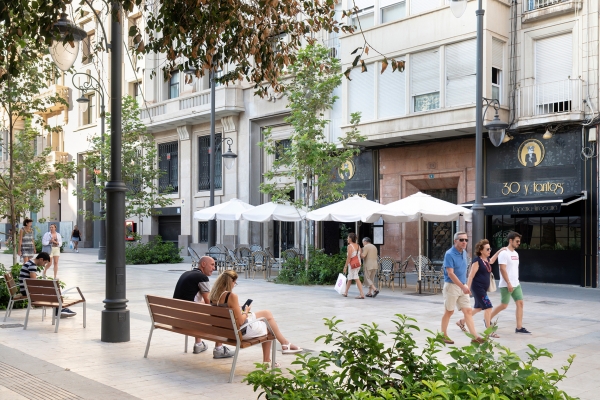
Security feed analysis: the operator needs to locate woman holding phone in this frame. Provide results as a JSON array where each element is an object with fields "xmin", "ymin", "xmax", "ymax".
[{"xmin": 209, "ymin": 270, "xmax": 302, "ymax": 366}]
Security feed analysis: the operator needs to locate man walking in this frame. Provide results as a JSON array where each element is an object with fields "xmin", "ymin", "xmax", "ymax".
[
  {"xmin": 441, "ymin": 232, "xmax": 483, "ymax": 344},
  {"xmin": 490, "ymin": 231, "xmax": 531, "ymax": 334},
  {"xmin": 361, "ymin": 237, "xmax": 379, "ymax": 297},
  {"xmin": 173, "ymin": 256, "xmax": 234, "ymax": 358}
]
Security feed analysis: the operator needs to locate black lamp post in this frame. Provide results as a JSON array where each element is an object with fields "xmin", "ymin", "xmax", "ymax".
[
  {"xmin": 451, "ymin": 0, "xmax": 510, "ymax": 248},
  {"xmin": 50, "ymin": 4, "xmax": 130, "ymax": 342},
  {"xmin": 73, "ymin": 73, "xmax": 106, "ymax": 260}
]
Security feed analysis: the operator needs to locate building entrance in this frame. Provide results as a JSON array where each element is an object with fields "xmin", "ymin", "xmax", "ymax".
[{"xmin": 423, "ymin": 189, "xmax": 457, "ymax": 265}]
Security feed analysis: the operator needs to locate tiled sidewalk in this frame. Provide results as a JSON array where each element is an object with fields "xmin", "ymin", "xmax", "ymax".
[{"xmin": 1, "ymin": 249, "xmax": 599, "ymax": 399}]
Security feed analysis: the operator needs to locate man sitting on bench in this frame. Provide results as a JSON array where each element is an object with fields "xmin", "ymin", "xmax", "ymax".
[{"xmin": 173, "ymin": 255, "xmax": 234, "ymax": 358}]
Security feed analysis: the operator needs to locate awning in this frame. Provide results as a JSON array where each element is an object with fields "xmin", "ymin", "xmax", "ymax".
[{"xmin": 459, "ymin": 191, "xmax": 587, "ymax": 215}]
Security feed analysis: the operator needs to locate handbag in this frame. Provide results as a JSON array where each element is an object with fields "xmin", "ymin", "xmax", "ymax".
[
  {"xmin": 334, "ymin": 273, "xmax": 347, "ymax": 294},
  {"xmin": 349, "ymin": 244, "xmax": 361, "ymax": 269},
  {"xmin": 488, "ymin": 272, "xmax": 497, "ymax": 292},
  {"xmin": 240, "ymin": 312, "xmax": 268, "ymax": 339},
  {"xmin": 42, "ymin": 245, "xmax": 51, "ymax": 253}
]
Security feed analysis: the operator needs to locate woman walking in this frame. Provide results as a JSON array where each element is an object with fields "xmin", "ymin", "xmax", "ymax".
[
  {"xmin": 342, "ymin": 232, "xmax": 365, "ymax": 299},
  {"xmin": 71, "ymin": 225, "xmax": 82, "ymax": 253},
  {"xmin": 18, "ymin": 219, "xmax": 36, "ymax": 263},
  {"xmin": 42, "ymin": 224, "xmax": 62, "ymax": 279}
]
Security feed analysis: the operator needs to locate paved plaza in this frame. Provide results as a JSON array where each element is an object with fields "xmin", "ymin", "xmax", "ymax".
[{"xmin": 1, "ymin": 248, "xmax": 600, "ymax": 399}]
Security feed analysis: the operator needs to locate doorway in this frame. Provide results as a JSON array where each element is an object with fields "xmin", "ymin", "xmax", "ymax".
[
  {"xmin": 423, "ymin": 189, "xmax": 457, "ymax": 265},
  {"xmin": 158, "ymin": 215, "xmax": 181, "ymax": 245}
]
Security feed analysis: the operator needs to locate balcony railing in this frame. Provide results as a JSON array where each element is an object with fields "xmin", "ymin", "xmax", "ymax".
[
  {"xmin": 518, "ymin": 78, "xmax": 582, "ymax": 119},
  {"xmin": 34, "ymin": 85, "xmax": 69, "ymax": 116},
  {"xmin": 46, "ymin": 151, "xmax": 69, "ymax": 172},
  {"xmin": 524, "ymin": 0, "xmax": 567, "ymax": 11}
]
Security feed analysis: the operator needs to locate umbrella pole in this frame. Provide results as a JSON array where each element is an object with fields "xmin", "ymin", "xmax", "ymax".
[
  {"xmin": 279, "ymin": 220, "xmax": 282, "ymax": 259},
  {"xmin": 418, "ymin": 217, "xmax": 422, "ymax": 294}
]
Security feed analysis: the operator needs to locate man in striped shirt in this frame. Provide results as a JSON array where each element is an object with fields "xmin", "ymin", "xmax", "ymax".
[{"xmin": 19, "ymin": 252, "xmax": 50, "ymax": 296}]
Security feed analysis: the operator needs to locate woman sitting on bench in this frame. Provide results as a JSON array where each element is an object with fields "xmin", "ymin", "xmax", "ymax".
[{"xmin": 209, "ymin": 270, "xmax": 303, "ymax": 366}]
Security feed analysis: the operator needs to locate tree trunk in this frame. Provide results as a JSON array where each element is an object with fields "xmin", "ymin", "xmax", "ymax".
[{"xmin": 8, "ymin": 83, "xmax": 18, "ymax": 266}]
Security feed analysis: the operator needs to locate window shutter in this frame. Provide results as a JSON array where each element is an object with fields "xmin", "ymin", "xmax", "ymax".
[
  {"xmin": 411, "ymin": 50, "xmax": 439, "ymax": 97},
  {"xmin": 492, "ymin": 38, "xmax": 503, "ymax": 69},
  {"xmin": 446, "ymin": 39, "xmax": 476, "ymax": 107},
  {"xmin": 348, "ymin": 65, "xmax": 375, "ymax": 122},
  {"xmin": 411, "ymin": 0, "xmax": 439, "ymax": 15},
  {"xmin": 535, "ymin": 33, "xmax": 572, "ymax": 105},
  {"xmin": 378, "ymin": 60, "xmax": 406, "ymax": 118}
]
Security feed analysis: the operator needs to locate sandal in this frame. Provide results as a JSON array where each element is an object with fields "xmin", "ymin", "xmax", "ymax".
[
  {"xmin": 489, "ymin": 332, "xmax": 500, "ymax": 338},
  {"xmin": 372, "ymin": 290, "xmax": 380, "ymax": 298},
  {"xmin": 355, "ymin": 296, "xmax": 365, "ymax": 299},
  {"xmin": 366, "ymin": 293, "xmax": 373, "ymax": 297},
  {"xmin": 263, "ymin": 361, "xmax": 281, "ymax": 368},
  {"xmin": 456, "ymin": 320, "xmax": 467, "ymax": 332},
  {"xmin": 342, "ymin": 293, "xmax": 348, "ymax": 297},
  {"xmin": 282, "ymin": 343, "xmax": 303, "ymax": 354}
]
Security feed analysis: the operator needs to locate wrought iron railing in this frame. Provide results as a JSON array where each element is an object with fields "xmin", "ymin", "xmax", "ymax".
[
  {"xmin": 524, "ymin": 0, "xmax": 568, "ymax": 12},
  {"xmin": 518, "ymin": 78, "xmax": 582, "ymax": 118}
]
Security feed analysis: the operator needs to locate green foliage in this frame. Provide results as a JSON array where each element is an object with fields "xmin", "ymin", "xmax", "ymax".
[
  {"xmin": 277, "ymin": 247, "xmax": 346, "ymax": 285},
  {"xmin": 245, "ymin": 315, "xmax": 577, "ymax": 400},
  {"xmin": 125, "ymin": 236, "xmax": 183, "ymax": 265},
  {"xmin": 74, "ymin": 96, "xmax": 173, "ymax": 223}
]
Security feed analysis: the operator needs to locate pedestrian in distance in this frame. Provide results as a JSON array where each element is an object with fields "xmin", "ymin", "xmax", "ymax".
[
  {"xmin": 173, "ymin": 255, "xmax": 235, "ymax": 358},
  {"xmin": 209, "ymin": 269, "xmax": 303, "ymax": 367},
  {"xmin": 361, "ymin": 237, "xmax": 379, "ymax": 298},
  {"xmin": 465, "ymin": 239, "xmax": 506, "ymax": 337},
  {"xmin": 42, "ymin": 224, "xmax": 62, "ymax": 280},
  {"xmin": 71, "ymin": 225, "xmax": 82, "ymax": 253},
  {"xmin": 490, "ymin": 231, "xmax": 531, "ymax": 334},
  {"xmin": 18, "ymin": 218, "xmax": 36, "ymax": 263},
  {"xmin": 440, "ymin": 231, "xmax": 485, "ymax": 345},
  {"xmin": 342, "ymin": 232, "xmax": 365, "ymax": 299}
]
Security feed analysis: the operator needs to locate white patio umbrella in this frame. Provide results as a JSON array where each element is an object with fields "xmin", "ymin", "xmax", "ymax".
[
  {"xmin": 193, "ymin": 198, "xmax": 255, "ymax": 221},
  {"xmin": 365, "ymin": 192, "xmax": 473, "ymax": 293},
  {"xmin": 241, "ymin": 201, "xmax": 306, "ymax": 257},
  {"xmin": 306, "ymin": 195, "xmax": 386, "ymax": 222}
]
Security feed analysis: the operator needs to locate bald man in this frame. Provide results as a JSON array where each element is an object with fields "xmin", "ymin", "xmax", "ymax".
[{"xmin": 173, "ymin": 256, "xmax": 234, "ymax": 358}]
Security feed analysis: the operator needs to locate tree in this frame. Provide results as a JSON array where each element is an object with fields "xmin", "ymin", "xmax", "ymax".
[
  {"xmin": 75, "ymin": 96, "xmax": 173, "ymax": 229},
  {"xmin": 260, "ymin": 44, "xmax": 365, "ymax": 268}
]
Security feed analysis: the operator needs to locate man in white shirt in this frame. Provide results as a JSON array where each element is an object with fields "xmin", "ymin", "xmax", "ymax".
[{"xmin": 490, "ymin": 231, "xmax": 531, "ymax": 334}]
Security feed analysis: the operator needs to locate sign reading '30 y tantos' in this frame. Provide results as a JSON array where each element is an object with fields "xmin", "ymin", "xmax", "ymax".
[{"xmin": 501, "ymin": 181, "xmax": 564, "ymax": 196}]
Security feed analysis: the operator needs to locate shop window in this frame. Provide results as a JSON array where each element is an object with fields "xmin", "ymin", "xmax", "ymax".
[
  {"xmin": 491, "ymin": 215, "xmax": 581, "ymax": 251},
  {"xmin": 198, "ymin": 133, "xmax": 222, "ymax": 191}
]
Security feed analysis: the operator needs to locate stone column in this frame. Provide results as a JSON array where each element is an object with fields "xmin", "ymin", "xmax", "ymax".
[{"xmin": 177, "ymin": 125, "xmax": 192, "ymax": 254}]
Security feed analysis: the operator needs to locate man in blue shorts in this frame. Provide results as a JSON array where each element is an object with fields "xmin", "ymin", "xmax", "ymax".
[{"xmin": 490, "ymin": 231, "xmax": 531, "ymax": 334}]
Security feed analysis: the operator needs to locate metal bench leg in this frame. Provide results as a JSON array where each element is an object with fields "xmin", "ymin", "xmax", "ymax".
[
  {"xmin": 144, "ymin": 326, "xmax": 155, "ymax": 358},
  {"xmin": 23, "ymin": 303, "xmax": 31, "ymax": 330},
  {"xmin": 55, "ymin": 306, "xmax": 61, "ymax": 333},
  {"xmin": 4, "ymin": 299, "xmax": 12, "ymax": 321},
  {"xmin": 228, "ymin": 345, "xmax": 241, "ymax": 383},
  {"xmin": 184, "ymin": 335, "xmax": 188, "ymax": 353},
  {"xmin": 271, "ymin": 339, "xmax": 277, "ymax": 370},
  {"xmin": 83, "ymin": 302, "xmax": 86, "ymax": 328}
]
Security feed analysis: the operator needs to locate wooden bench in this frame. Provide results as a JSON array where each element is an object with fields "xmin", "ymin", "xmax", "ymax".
[
  {"xmin": 23, "ymin": 278, "xmax": 86, "ymax": 333},
  {"xmin": 144, "ymin": 295, "xmax": 277, "ymax": 383},
  {"xmin": 3, "ymin": 272, "xmax": 27, "ymax": 321}
]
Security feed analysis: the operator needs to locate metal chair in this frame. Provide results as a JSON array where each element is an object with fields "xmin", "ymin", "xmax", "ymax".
[
  {"xmin": 249, "ymin": 250, "xmax": 270, "ymax": 279},
  {"xmin": 207, "ymin": 246, "xmax": 228, "ymax": 272},
  {"xmin": 264, "ymin": 247, "xmax": 281, "ymax": 278},
  {"xmin": 411, "ymin": 255, "xmax": 434, "ymax": 291},
  {"xmin": 249, "ymin": 244, "xmax": 262, "ymax": 252},
  {"xmin": 281, "ymin": 249, "xmax": 298, "ymax": 262},
  {"xmin": 3, "ymin": 272, "xmax": 27, "ymax": 321},
  {"xmin": 188, "ymin": 246, "xmax": 200, "ymax": 270},
  {"xmin": 378, "ymin": 257, "xmax": 396, "ymax": 291},
  {"xmin": 227, "ymin": 249, "xmax": 247, "ymax": 272},
  {"xmin": 395, "ymin": 256, "xmax": 411, "ymax": 290}
]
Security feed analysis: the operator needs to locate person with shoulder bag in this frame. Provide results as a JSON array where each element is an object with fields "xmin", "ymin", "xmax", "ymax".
[{"xmin": 342, "ymin": 232, "xmax": 365, "ymax": 299}]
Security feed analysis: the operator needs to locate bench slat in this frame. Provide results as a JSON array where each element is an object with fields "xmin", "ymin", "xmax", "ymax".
[
  {"xmin": 146, "ymin": 295, "xmax": 231, "ymax": 318},
  {"xmin": 29, "ymin": 294, "xmax": 59, "ymax": 302},
  {"xmin": 152, "ymin": 314, "xmax": 239, "ymax": 341},
  {"xmin": 24, "ymin": 279, "xmax": 55, "ymax": 287},
  {"xmin": 149, "ymin": 304, "xmax": 234, "ymax": 329},
  {"xmin": 27, "ymin": 287, "xmax": 57, "ymax": 295},
  {"xmin": 154, "ymin": 324, "xmax": 275, "ymax": 349}
]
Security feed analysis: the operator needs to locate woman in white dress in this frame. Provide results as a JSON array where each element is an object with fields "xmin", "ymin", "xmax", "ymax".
[
  {"xmin": 42, "ymin": 224, "xmax": 62, "ymax": 279},
  {"xmin": 342, "ymin": 232, "xmax": 365, "ymax": 299}
]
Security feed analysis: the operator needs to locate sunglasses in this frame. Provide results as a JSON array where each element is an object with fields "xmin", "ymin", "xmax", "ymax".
[
  {"xmin": 234, "ymin": 282, "xmax": 238, "ymax": 287},
  {"xmin": 457, "ymin": 238, "xmax": 468, "ymax": 242},
  {"xmin": 484, "ymin": 247, "xmax": 491, "ymax": 251}
]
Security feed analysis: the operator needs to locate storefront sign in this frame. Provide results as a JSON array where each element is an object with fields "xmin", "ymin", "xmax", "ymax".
[
  {"xmin": 501, "ymin": 181, "xmax": 564, "ymax": 196},
  {"xmin": 334, "ymin": 151, "xmax": 375, "ymax": 201}
]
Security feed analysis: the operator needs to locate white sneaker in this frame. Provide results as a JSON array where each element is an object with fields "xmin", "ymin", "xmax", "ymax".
[
  {"xmin": 213, "ymin": 346, "xmax": 235, "ymax": 359},
  {"xmin": 76, "ymin": 249, "xmax": 79, "ymax": 253},
  {"xmin": 193, "ymin": 342, "xmax": 208, "ymax": 354}
]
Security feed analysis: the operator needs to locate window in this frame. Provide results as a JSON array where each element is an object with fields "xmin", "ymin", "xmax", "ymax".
[
  {"xmin": 378, "ymin": 59, "xmax": 406, "ymax": 118},
  {"xmin": 411, "ymin": 0, "xmax": 439, "ymax": 15},
  {"xmin": 492, "ymin": 38, "xmax": 504, "ymax": 101},
  {"xmin": 275, "ymin": 139, "xmax": 291, "ymax": 160},
  {"xmin": 158, "ymin": 141, "xmax": 178, "ymax": 193},
  {"xmin": 198, "ymin": 133, "xmax": 222, "ymax": 191},
  {"xmin": 380, "ymin": 0, "xmax": 405, "ymax": 23},
  {"xmin": 446, "ymin": 39, "xmax": 476, "ymax": 107},
  {"xmin": 82, "ymin": 32, "xmax": 94, "ymax": 65},
  {"xmin": 82, "ymin": 93, "xmax": 96, "ymax": 125},
  {"xmin": 133, "ymin": 81, "xmax": 143, "ymax": 105},
  {"xmin": 198, "ymin": 222, "xmax": 208, "ymax": 243},
  {"xmin": 348, "ymin": 63, "xmax": 374, "ymax": 122},
  {"xmin": 411, "ymin": 50, "xmax": 440, "ymax": 112},
  {"xmin": 208, "ymin": 70, "xmax": 222, "ymax": 89},
  {"xmin": 169, "ymin": 71, "xmax": 179, "ymax": 99},
  {"xmin": 535, "ymin": 33, "xmax": 573, "ymax": 114},
  {"xmin": 490, "ymin": 215, "xmax": 580, "ymax": 251},
  {"xmin": 351, "ymin": 7, "xmax": 374, "ymax": 29}
]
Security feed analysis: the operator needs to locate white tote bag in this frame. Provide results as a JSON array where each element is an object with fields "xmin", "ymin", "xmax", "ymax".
[
  {"xmin": 334, "ymin": 273, "xmax": 347, "ymax": 295},
  {"xmin": 240, "ymin": 312, "xmax": 268, "ymax": 339}
]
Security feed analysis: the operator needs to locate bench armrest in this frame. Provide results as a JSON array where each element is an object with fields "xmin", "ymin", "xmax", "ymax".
[{"xmin": 62, "ymin": 286, "xmax": 86, "ymax": 301}]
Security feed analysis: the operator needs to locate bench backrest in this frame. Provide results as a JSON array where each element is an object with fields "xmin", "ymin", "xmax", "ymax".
[
  {"xmin": 146, "ymin": 295, "xmax": 240, "ymax": 343},
  {"xmin": 23, "ymin": 278, "xmax": 60, "ymax": 303},
  {"xmin": 3, "ymin": 272, "xmax": 19, "ymax": 296}
]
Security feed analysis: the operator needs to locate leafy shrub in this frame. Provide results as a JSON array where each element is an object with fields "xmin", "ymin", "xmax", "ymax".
[
  {"xmin": 125, "ymin": 235, "xmax": 183, "ymax": 264},
  {"xmin": 245, "ymin": 315, "xmax": 577, "ymax": 399},
  {"xmin": 277, "ymin": 246, "xmax": 346, "ymax": 285}
]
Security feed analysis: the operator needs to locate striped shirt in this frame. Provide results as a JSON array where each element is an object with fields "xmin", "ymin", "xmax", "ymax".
[{"xmin": 19, "ymin": 260, "xmax": 37, "ymax": 295}]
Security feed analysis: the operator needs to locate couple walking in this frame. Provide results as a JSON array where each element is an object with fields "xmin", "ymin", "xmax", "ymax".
[
  {"xmin": 341, "ymin": 233, "xmax": 379, "ymax": 299},
  {"xmin": 441, "ymin": 231, "xmax": 530, "ymax": 344}
]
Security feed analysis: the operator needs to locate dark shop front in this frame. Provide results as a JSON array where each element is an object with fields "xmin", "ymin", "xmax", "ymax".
[{"xmin": 480, "ymin": 130, "xmax": 597, "ymax": 287}]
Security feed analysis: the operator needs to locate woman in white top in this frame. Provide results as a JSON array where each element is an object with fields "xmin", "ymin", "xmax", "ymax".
[
  {"xmin": 42, "ymin": 224, "xmax": 62, "ymax": 279},
  {"xmin": 342, "ymin": 232, "xmax": 365, "ymax": 299}
]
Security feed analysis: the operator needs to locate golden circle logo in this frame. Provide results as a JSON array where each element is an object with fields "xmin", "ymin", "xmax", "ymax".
[
  {"xmin": 518, "ymin": 139, "xmax": 545, "ymax": 168},
  {"xmin": 338, "ymin": 159, "xmax": 355, "ymax": 180}
]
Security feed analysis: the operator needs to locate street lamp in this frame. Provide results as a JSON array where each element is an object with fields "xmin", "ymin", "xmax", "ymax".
[
  {"xmin": 50, "ymin": 4, "xmax": 130, "ymax": 343},
  {"xmin": 185, "ymin": 65, "xmax": 238, "ymax": 247},
  {"xmin": 484, "ymin": 98, "xmax": 510, "ymax": 147},
  {"xmin": 49, "ymin": 13, "xmax": 87, "ymax": 72},
  {"xmin": 451, "ymin": 0, "xmax": 509, "ymax": 249},
  {"xmin": 73, "ymin": 73, "xmax": 107, "ymax": 261}
]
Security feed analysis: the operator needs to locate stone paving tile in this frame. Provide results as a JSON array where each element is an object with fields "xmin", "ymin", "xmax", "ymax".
[{"xmin": 1, "ymin": 249, "xmax": 600, "ymax": 399}]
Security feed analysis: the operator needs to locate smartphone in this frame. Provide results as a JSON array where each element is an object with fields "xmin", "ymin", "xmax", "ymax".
[{"xmin": 242, "ymin": 298, "xmax": 253, "ymax": 311}]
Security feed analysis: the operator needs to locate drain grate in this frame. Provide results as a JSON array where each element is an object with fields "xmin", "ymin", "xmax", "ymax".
[
  {"xmin": 536, "ymin": 300, "xmax": 565, "ymax": 305},
  {"xmin": 0, "ymin": 362, "xmax": 82, "ymax": 399},
  {"xmin": 0, "ymin": 324, "xmax": 24, "ymax": 329}
]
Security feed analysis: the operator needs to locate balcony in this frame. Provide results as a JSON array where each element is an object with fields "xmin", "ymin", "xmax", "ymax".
[
  {"xmin": 34, "ymin": 85, "xmax": 69, "ymax": 116},
  {"xmin": 140, "ymin": 86, "xmax": 244, "ymax": 133},
  {"xmin": 46, "ymin": 151, "xmax": 70, "ymax": 173},
  {"xmin": 522, "ymin": 0, "xmax": 582, "ymax": 23},
  {"xmin": 517, "ymin": 79, "xmax": 584, "ymax": 126}
]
